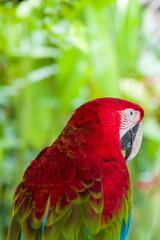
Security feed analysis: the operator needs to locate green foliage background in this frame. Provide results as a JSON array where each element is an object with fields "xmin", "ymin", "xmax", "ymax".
[{"xmin": 1, "ymin": 0, "xmax": 160, "ymax": 239}]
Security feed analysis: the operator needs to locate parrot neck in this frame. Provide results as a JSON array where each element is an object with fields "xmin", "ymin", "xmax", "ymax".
[
  {"xmin": 101, "ymin": 128, "xmax": 124, "ymax": 163},
  {"xmin": 101, "ymin": 157, "xmax": 130, "ymax": 220}
]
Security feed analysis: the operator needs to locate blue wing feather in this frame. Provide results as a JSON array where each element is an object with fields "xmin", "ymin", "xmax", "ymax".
[{"xmin": 119, "ymin": 214, "xmax": 132, "ymax": 240}]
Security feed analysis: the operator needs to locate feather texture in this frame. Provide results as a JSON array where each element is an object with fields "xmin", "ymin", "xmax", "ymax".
[{"xmin": 7, "ymin": 98, "xmax": 144, "ymax": 240}]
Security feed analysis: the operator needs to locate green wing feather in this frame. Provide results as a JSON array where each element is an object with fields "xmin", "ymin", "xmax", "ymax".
[{"xmin": 8, "ymin": 178, "xmax": 131, "ymax": 240}]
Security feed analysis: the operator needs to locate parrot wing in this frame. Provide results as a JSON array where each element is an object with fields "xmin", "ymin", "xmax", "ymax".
[
  {"xmin": 7, "ymin": 144, "xmax": 131, "ymax": 240},
  {"xmin": 7, "ymin": 149, "xmax": 103, "ymax": 239}
]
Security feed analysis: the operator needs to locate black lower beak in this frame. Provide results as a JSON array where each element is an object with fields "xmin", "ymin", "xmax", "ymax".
[{"xmin": 120, "ymin": 123, "xmax": 140, "ymax": 161}]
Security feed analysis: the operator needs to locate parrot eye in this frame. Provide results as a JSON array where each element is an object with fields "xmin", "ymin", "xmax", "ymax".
[{"xmin": 125, "ymin": 109, "xmax": 134, "ymax": 120}]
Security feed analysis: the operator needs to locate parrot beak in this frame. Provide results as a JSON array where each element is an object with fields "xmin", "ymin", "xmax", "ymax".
[{"xmin": 120, "ymin": 122, "xmax": 143, "ymax": 162}]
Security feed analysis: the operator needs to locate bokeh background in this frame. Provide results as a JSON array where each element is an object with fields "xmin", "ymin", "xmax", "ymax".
[{"xmin": 1, "ymin": 0, "xmax": 160, "ymax": 239}]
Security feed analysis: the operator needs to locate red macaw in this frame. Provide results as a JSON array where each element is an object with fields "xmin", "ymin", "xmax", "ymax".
[{"xmin": 7, "ymin": 98, "xmax": 144, "ymax": 240}]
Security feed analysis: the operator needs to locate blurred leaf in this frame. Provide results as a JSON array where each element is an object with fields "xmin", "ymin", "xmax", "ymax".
[
  {"xmin": 0, "ymin": 138, "xmax": 23, "ymax": 150},
  {"xmin": 143, "ymin": 118, "xmax": 160, "ymax": 142}
]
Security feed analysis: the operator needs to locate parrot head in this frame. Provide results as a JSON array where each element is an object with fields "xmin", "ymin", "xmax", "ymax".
[{"xmin": 68, "ymin": 98, "xmax": 144, "ymax": 164}]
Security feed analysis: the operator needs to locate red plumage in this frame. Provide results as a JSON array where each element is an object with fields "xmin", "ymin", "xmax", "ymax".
[{"xmin": 8, "ymin": 98, "xmax": 144, "ymax": 240}]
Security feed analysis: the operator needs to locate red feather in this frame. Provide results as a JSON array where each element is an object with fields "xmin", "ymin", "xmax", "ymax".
[{"xmin": 7, "ymin": 98, "xmax": 144, "ymax": 240}]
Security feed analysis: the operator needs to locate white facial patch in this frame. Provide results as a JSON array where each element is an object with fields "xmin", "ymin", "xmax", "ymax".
[{"xmin": 119, "ymin": 109, "xmax": 141, "ymax": 138}]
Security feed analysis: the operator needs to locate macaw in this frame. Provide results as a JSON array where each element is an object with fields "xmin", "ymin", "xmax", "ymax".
[{"xmin": 7, "ymin": 98, "xmax": 144, "ymax": 240}]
